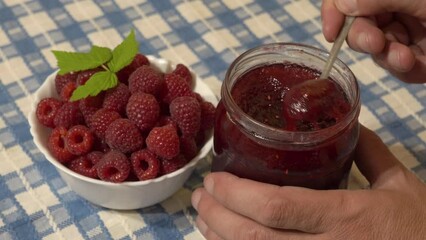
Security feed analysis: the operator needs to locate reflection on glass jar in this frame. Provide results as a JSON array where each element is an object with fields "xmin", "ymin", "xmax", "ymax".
[{"xmin": 212, "ymin": 43, "xmax": 360, "ymax": 189}]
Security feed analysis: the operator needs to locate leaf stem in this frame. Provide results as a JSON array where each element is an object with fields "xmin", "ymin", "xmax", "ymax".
[{"xmin": 101, "ymin": 64, "xmax": 109, "ymax": 72}]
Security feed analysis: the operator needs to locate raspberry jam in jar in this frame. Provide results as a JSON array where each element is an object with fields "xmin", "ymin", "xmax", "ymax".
[{"xmin": 212, "ymin": 43, "xmax": 360, "ymax": 189}]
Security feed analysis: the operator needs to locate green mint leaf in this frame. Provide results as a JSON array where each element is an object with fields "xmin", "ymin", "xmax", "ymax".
[
  {"xmin": 53, "ymin": 46, "xmax": 112, "ymax": 75},
  {"xmin": 107, "ymin": 29, "xmax": 138, "ymax": 73},
  {"xmin": 70, "ymin": 71, "xmax": 118, "ymax": 101}
]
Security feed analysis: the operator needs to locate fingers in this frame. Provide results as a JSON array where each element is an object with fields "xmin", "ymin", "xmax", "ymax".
[
  {"xmin": 395, "ymin": 14, "xmax": 426, "ymax": 46},
  {"xmin": 374, "ymin": 54, "xmax": 426, "ymax": 83},
  {"xmin": 192, "ymin": 187, "xmax": 276, "ymax": 240},
  {"xmin": 196, "ymin": 172, "xmax": 349, "ymax": 234},
  {"xmin": 354, "ymin": 125, "xmax": 406, "ymax": 188},
  {"xmin": 346, "ymin": 17, "xmax": 386, "ymax": 54},
  {"xmin": 334, "ymin": 0, "xmax": 426, "ymax": 19},
  {"xmin": 192, "ymin": 188, "xmax": 319, "ymax": 240},
  {"xmin": 321, "ymin": 0, "xmax": 345, "ymax": 41},
  {"xmin": 321, "ymin": 0, "xmax": 387, "ymax": 53},
  {"xmin": 345, "ymin": 15, "xmax": 421, "ymax": 75},
  {"xmin": 382, "ymin": 21, "xmax": 410, "ymax": 45},
  {"xmin": 373, "ymin": 40, "xmax": 416, "ymax": 72},
  {"xmin": 353, "ymin": 13, "xmax": 425, "ymax": 82}
]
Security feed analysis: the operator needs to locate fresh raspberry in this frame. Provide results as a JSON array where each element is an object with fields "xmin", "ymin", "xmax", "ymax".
[
  {"xmin": 79, "ymin": 93, "xmax": 105, "ymax": 124},
  {"xmin": 87, "ymin": 151, "xmax": 104, "ymax": 165},
  {"xmin": 102, "ymin": 83, "xmax": 130, "ymax": 115},
  {"xmin": 105, "ymin": 118, "xmax": 144, "ymax": 153},
  {"xmin": 92, "ymin": 136, "xmax": 110, "ymax": 153},
  {"xmin": 130, "ymin": 149, "xmax": 160, "ymax": 180},
  {"xmin": 128, "ymin": 65, "xmax": 164, "ymax": 97},
  {"xmin": 87, "ymin": 108, "xmax": 120, "ymax": 139},
  {"xmin": 162, "ymin": 73, "xmax": 193, "ymax": 104},
  {"xmin": 146, "ymin": 124, "xmax": 180, "ymax": 159},
  {"xmin": 96, "ymin": 150, "xmax": 130, "ymax": 183},
  {"xmin": 170, "ymin": 96, "xmax": 201, "ymax": 137},
  {"xmin": 55, "ymin": 72, "xmax": 78, "ymax": 95},
  {"xmin": 132, "ymin": 53, "xmax": 150, "ymax": 66},
  {"xmin": 156, "ymin": 115, "xmax": 178, "ymax": 130},
  {"xmin": 48, "ymin": 126, "xmax": 75, "ymax": 163},
  {"xmin": 53, "ymin": 102, "xmax": 84, "ymax": 129},
  {"xmin": 160, "ymin": 154, "xmax": 188, "ymax": 175},
  {"xmin": 200, "ymin": 101, "xmax": 216, "ymax": 131},
  {"xmin": 126, "ymin": 92, "xmax": 160, "ymax": 131},
  {"xmin": 180, "ymin": 136, "xmax": 198, "ymax": 160},
  {"xmin": 117, "ymin": 53, "xmax": 150, "ymax": 84},
  {"xmin": 191, "ymin": 92, "xmax": 204, "ymax": 103},
  {"xmin": 172, "ymin": 63, "xmax": 193, "ymax": 87},
  {"xmin": 65, "ymin": 125, "xmax": 94, "ymax": 155},
  {"xmin": 36, "ymin": 97, "xmax": 64, "ymax": 128},
  {"xmin": 60, "ymin": 81, "xmax": 77, "ymax": 101},
  {"xmin": 67, "ymin": 151, "xmax": 103, "ymax": 179},
  {"xmin": 76, "ymin": 68, "xmax": 100, "ymax": 86}
]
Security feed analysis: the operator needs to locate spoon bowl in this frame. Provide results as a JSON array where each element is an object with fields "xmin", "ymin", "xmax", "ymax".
[{"xmin": 284, "ymin": 16, "xmax": 355, "ymax": 124}]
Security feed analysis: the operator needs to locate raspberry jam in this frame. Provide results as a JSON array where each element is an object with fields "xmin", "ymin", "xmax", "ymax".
[{"xmin": 212, "ymin": 43, "xmax": 360, "ymax": 189}]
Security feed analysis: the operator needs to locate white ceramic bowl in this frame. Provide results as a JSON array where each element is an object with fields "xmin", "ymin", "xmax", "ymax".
[{"xmin": 28, "ymin": 56, "xmax": 218, "ymax": 210}]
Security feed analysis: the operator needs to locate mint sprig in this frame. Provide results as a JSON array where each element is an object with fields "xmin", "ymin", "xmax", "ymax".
[
  {"xmin": 70, "ymin": 71, "xmax": 118, "ymax": 101},
  {"xmin": 107, "ymin": 30, "xmax": 138, "ymax": 73},
  {"xmin": 52, "ymin": 29, "xmax": 139, "ymax": 101},
  {"xmin": 53, "ymin": 46, "xmax": 112, "ymax": 75}
]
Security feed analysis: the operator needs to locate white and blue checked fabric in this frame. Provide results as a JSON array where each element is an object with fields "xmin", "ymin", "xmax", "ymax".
[{"xmin": 0, "ymin": 0, "xmax": 425, "ymax": 239}]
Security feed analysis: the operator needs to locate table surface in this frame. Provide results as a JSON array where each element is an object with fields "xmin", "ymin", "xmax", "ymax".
[{"xmin": 1, "ymin": 0, "xmax": 425, "ymax": 239}]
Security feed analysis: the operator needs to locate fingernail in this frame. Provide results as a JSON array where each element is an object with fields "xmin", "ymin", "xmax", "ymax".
[
  {"xmin": 336, "ymin": 0, "xmax": 357, "ymax": 14},
  {"xmin": 389, "ymin": 50, "xmax": 406, "ymax": 72},
  {"xmin": 357, "ymin": 32, "xmax": 370, "ymax": 53},
  {"xmin": 191, "ymin": 189, "xmax": 201, "ymax": 210},
  {"xmin": 204, "ymin": 175, "xmax": 214, "ymax": 194}
]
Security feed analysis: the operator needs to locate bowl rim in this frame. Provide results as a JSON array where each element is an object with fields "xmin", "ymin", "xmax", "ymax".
[{"xmin": 29, "ymin": 55, "xmax": 217, "ymax": 187}]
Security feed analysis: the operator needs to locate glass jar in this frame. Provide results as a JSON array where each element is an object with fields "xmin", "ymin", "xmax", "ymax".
[{"xmin": 212, "ymin": 43, "xmax": 360, "ymax": 189}]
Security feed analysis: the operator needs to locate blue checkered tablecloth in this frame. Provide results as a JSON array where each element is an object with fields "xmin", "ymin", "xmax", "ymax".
[{"xmin": 1, "ymin": 0, "xmax": 425, "ymax": 239}]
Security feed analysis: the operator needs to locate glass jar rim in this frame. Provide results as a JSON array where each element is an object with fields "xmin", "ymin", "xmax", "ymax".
[{"xmin": 222, "ymin": 42, "xmax": 361, "ymax": 147}]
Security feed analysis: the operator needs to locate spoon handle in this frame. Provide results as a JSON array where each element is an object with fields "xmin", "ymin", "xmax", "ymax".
[{"xmin": 320, "ymin": 16, "xmax": 355, "ymax": 79}]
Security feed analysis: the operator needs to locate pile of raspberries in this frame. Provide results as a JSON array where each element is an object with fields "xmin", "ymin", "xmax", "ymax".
[{"xmin": 36, "ymin": 53, "xmax": 216, "ymax": 183}]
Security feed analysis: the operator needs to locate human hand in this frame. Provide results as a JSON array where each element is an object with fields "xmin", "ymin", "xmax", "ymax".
[
  {"xmin": 321, "ymin": 0, "xmax": 426, "ymax": 83},
  {"xmin": 191, "ymin": 126, "xmax": 426, "ymax": 239}
]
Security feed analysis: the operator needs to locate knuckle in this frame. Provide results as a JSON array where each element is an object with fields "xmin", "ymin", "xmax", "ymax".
[
  {"xmin": 393, "ymin": 167, "xmax": 412, "ymax": 183},
  {"xmin": 382, "ymin": 166, "xmax": 412, "ymax": 190},
  {"xmin": 335, "ymin": 191, "xmax": 364, "ymax": 220},
  {"xmin": 335, "ymin": 192, "xmax": 350, "ymax": 212},
  {"xmin": 259, "ymin": 196, "xmax": 289, "ymax": 227},
  {"xmin": 331, "ymin": 193, "xmax": 385, "ymax": 239}
]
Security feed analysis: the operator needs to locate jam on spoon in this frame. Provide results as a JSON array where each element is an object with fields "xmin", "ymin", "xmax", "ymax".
[{"xmin": 283, "ymin": 16, "xmax": 355, "ymax": 128}]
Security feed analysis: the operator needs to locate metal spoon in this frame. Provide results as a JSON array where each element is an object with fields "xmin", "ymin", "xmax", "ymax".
[
  {"xmin": 283, "ymin": 16, "xmax": 356, "ymax": 121},
  {"xmin": 319, "ymin": 15, "xmax": 355, "ymax": 79}
]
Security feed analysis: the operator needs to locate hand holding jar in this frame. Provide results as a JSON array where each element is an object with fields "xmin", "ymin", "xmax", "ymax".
[
  {"xmin": 192, "ymin": 0, "xmax": 426, "ymax": 239},
  {"xmin": 192, "ymin": 126, "xmax": 426, "ymax": 239}
]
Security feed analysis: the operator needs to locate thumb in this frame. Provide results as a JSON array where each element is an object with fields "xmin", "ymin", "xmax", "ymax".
[
  {"xmin": 335, "ymin": 0, "xmax": 426, "ymax": 19},
  {"xmin": 354, "ymin": 125, "xmax": 405, "ymax": 188}
]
